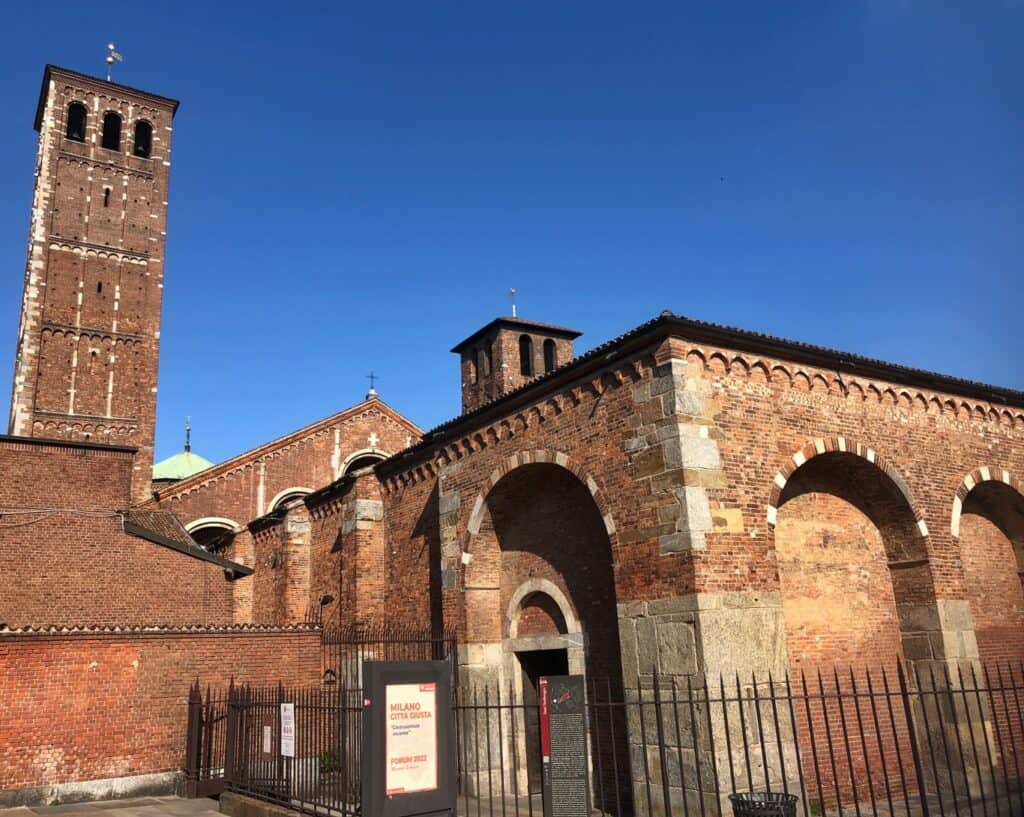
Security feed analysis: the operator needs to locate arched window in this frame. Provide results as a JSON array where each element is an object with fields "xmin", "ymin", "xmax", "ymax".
[
  {"xmin": 101, "ymin": 112, "xmax": 121, "ymax": 151},
  {"xmin": 66, "ymin": 103, "xmax": 87, "ymax": 142},
  {"xmin": 268, "ymin": 487, "xmax": 313, "ymax": 512},
  {"xmin": 543, "ymin": 339, "xmax": 557, "ymax": 373},
  {"xmin": 484, "ymin": 341, "xmax": 493, "ymax": 376},
  {"xmin": 186, "ymin": 518, "xmax": 241, "ymax": 551},
  {"xmin": 133, "ymin": 121, "xmax": 152, "ymax": 158},
  {"xmin": 519, "ymin": 335, "xmax": 534, "ymax": 377},
  {"xmin": 468, "ymin": 349, "xmax": 478, "ymax": 384}
]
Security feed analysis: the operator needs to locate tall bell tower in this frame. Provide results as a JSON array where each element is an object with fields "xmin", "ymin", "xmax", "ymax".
[{"xmin": 8, "ymin": 64, "xmax": 178, "ymax": 502}]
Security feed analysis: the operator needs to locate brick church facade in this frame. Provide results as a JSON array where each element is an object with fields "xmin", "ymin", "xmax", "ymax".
[{"xmin": 2, "ymin": 64, "xmax": 1024, "ymax": 804}]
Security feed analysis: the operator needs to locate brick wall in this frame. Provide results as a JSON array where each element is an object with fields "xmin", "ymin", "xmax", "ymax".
[
  {"xmin": 0, "ymin": 627, "xmax": 321, "ymax": 795},
  {"xmin": 152, "ymin": 402, "xmax": 417, "ymax": 529},
  {"xmin": 377, "ymin": 324, "xmax": 1024, "ymax": 677},
  {"xmin": 776, "ymin": 492, "xmax": 904, "ymax": 668},
  {"xmin": 0, "ymin": 438, "xmax": 236, "ymax": 628}
]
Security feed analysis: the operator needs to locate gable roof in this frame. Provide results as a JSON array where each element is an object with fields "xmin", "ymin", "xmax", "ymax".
[{"xmin": 145, "ymin": 398, "xmax": 422, "ymax": 505}]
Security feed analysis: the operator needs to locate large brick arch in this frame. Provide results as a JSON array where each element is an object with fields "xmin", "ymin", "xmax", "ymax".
[
  {"xmin": 766, "ymin": 435, "xmax": 928, "ymax": 537},
  {"xmin": 950, "ymin": 466, "xmax": 1024, "ymax": 539},
  {"xmin": 463, "ymin": 449, "xmax": 618, "ymax": 549}
]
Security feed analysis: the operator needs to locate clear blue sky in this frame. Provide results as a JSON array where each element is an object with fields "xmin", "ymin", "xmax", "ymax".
[{"xmin": 0, "ymin": 2, "xmax": 1020, "ymax": 464}]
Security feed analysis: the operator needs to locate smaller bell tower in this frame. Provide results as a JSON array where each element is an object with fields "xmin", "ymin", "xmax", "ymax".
[{"xmin": 451, "ymin": 317, "xmax": 581, "ymax": 414}]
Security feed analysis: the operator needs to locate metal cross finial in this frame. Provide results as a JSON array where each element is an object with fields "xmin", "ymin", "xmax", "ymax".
[
  {"xmin": 366, "ymin": 372, "xmax": 379, "ymax": 400},
  {"xmin": 105, "ymin": 43, "xmax": 123, "ymax": 82},
  {"xmin": 509, "ymin": 288, "xmax": 517, "ymax": 318},
  {"xmin": 185, "ymin": 416, "xmax": 191, "ymax": 452}
]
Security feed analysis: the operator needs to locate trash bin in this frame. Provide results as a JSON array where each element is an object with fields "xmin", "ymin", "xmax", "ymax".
[{"xmin": 728, "ymin": 792, "xmax": 798, "ymax": 817}]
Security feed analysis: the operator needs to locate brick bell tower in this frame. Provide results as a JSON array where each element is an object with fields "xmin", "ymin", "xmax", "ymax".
[
  {"xmin": 8, "ymin": 65, "xmax": 178, "ymax": 503},
  {"xmin": 452, "ymin": 317, "xmax": 581, "ymax": 414}
]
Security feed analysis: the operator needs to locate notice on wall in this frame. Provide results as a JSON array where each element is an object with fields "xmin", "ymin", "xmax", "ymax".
[
  {"xmin": 263, "ymin": 725, "xmax": 272, "ymax": 754},
  {"xmin": 280, "ymin": 703, "xmax": 295, "ymax": 758},
  {"xmin": 384, "ymin": 682, "xmax": 438, "ymax": 797},
  {"xmin": 540, "ymin": 675, "xmax": 589, "ymax": 817}
]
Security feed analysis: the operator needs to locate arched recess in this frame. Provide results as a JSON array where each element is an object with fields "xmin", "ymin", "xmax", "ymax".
[
  {"xmin": 952, "ymin": 468, "xmax": 1024, "ymax": 663},
  {"xmin": 267, "ymin": 486, "xmax": 313, "ymax": 512},
  {"xmin": 506, "ymin": 577, "xmax": 581, "ymax": 640},
  {"xmin": 768, "ymin": 437, "xmax": 936, "ymax": 669},
  {"xmin": 338, "ymin": 448, "xmax": 389, "ymax": 478},
  {"xmin": 462, "ymin": 452, "xmax": 626, "ymax": 806},
  {"xmin": 186, "ymin": 516, "xmax": 243, "ymax": 551}
]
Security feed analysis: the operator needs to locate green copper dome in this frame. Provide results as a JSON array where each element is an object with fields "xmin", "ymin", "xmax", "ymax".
[{"xmin": 152, "ymin": 449, "xmax": 215, "ymax": 481}]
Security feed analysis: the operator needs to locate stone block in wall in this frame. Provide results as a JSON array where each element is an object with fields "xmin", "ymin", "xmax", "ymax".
[{"xmin": 656, "ymin": 620, "xmax": 698, "ymax": 677}]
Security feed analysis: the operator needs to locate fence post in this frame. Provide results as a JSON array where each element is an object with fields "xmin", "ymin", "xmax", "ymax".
[
  {"xmin": 184, "ymin": 681, "xmax": 202, "ymax": 798},
  {"xmin": 224, "ymin": 679, "xmax": 237, "ymax": 788},
  {"xmin": 897, "ymin": 662, "xmax": 930, "ymax": 817}
]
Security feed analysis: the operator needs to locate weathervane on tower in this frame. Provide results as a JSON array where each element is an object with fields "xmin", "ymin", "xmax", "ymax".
[
  {"xmin": 509, "ymin": 288, "xmax": 517, "ymax": 318},
  {"xmin": 105, "ymin": 43, "xmax": 123, "ymax": 82}
]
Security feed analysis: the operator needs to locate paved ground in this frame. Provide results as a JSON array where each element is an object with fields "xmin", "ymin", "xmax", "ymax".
[{"xmin": 0, "ymin": 798, "xmax": 220, "ymax": 817}]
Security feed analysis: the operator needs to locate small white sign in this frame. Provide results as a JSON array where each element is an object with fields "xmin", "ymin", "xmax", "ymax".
[
  {"xmin": 280, "ymin": 703, "xmax": 295, "ymax": 757},
  {"xmin": 262, "ymin": 725, "xmax": 272, "ymax": 754}
]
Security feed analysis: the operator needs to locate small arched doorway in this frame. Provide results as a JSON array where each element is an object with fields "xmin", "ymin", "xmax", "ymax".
[{"xmin": 505, "ymin": 580, "xmax": 583, "ymax": 794}]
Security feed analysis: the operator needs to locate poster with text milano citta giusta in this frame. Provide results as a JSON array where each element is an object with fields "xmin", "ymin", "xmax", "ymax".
[{"xmin": 385, "ymin": 682, "xmax": 439, "ymax": 796}]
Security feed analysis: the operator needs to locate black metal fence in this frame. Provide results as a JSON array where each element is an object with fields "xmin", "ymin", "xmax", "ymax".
[
  {"xmin": 185, "ymin": 660, "xmax": 1024, "ymax": 817},
  {"xmin": 320, "ymin": 624, "xmax": 456, "ymax": 688}
]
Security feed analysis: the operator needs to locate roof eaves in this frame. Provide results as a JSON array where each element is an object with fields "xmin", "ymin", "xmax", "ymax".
[
  {"xmin": 450, "ymin": 317, "xmax": 583, "ymax": 354},
  {"xmin": 380, "ymin": 310, "xmax": 1024, "ymax": 474}
]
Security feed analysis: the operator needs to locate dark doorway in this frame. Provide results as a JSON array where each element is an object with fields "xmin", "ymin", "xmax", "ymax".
[{"xmin": 517, "ymin": 648, "xmax": 569, "ymax": 793}]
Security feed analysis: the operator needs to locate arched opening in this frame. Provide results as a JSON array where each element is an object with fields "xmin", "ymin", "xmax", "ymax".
[
  {"xmin": 514, "ymin": 591, "xmax": 567, "ymax": 638},
  {"xmin": 340, "ymin": 449, "xmax": 388, "ymax": 477},
  {"xmin": 133, "ymin": 120, "xmax": 152, "ymax": 158},
  {"xmin": 774, "ymin": 449, "xmax": 935, "ymax": 806},
  {"xmin": 101, "ymin": 112, "xmax": 121, "ymax": 151},
  {"xmin": 542, "ymin": 338, "xmax": 557, "ymax": 373},
  {"xmin": 465, "ymin": 462, "xmax": 627, "ymax": 805},
  {"xmin": 187, "ymin": 519, "xmax": 240, "ymax": 551},
  {"xmin": 468, "ymin": 349, "xmax": 478, "ymax": 384},
  {"xmin": 484, "ymin": 341, "xmax": 493, "ymax": 377},
  {"xmin": 66, "ymin": 102, "xmax": 87, "ymax": 142},
  {"xmin": 775, "ymin": 451, "xmax": 929, "ymax": 668},
  {"xmin": 268, "ymin": 487, "xmax": 313, "ymax": 512},
  {"xmin": 958, "ymin": 480, "xmax": 1024, "ymax": 664},
  {"xmin": 518, "ymin": 335, "xmax": 533, "ymax": 377}
]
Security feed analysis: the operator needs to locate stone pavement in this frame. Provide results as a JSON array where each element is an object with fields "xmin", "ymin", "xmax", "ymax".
[{"xmin": 0, "ymin": 798, "xmax": 220, "ymax": 817}]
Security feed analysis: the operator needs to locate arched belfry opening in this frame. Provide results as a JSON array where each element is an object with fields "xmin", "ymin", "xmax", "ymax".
[
  {"xmin": 774, "ymin": 449, "xmax": 933, "ymax": 669},
  {"xmin": 957, "ymin": 477, "xmax": 1024, "ymax": 664},
  {"xmin": 463, "ymin": 461, "xmax": 628, "ymax": 805}
]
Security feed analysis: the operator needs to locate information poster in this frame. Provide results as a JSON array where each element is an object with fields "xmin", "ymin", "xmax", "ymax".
[
  {"xmin": 280, "ymin": 702, "xmax": 295, "ymax": 758},
  {"xmin": 384, "ymin": 682, "xmax": 438, "ymax": 796},
  {"xmin": 263, "ymin": 725, "xmax": 272, "ymax": 754},
  {"xmin": 540, "ymin": 675, "xmax": 589, "ymax": 817}
]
